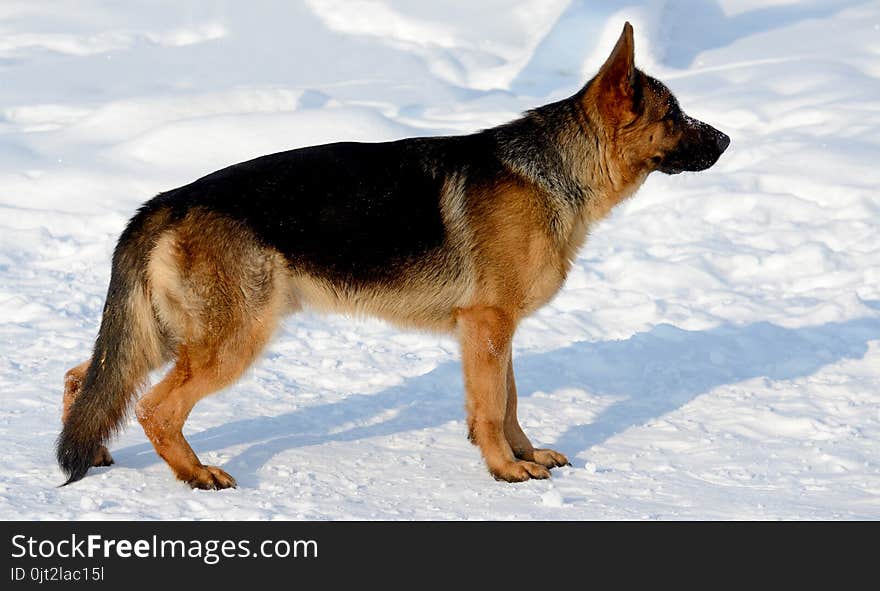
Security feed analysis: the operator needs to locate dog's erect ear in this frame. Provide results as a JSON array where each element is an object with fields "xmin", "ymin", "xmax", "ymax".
[{"xmin": 597, "ymin": 22, "xmax": 635, "ymax": 98}]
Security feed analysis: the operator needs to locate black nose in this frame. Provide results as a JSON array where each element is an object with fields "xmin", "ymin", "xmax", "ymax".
[{"xmin": 716, "ymin": 131, "xmax": 730, "ymax": 152}]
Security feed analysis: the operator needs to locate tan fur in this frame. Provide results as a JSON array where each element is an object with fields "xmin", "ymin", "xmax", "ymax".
[
  {"xmin": 503, "ymin": 352, "xmax": 568, "ymax": 468},
  {"xmin": 127, "ymin": 283, "xmax": 166, "ymax": 372},
  {"xmin": 456, "ymin": 305, "xmax": 550, "ymax": 481},
  {"xmin": 61, "ymin": 360, "xmax": 90, "ymax": 425}
]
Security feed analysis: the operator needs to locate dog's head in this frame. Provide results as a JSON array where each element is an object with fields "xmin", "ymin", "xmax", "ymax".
[{"xmin": 586, "ymin": 22, "xmax": 730, "ymax": 177}]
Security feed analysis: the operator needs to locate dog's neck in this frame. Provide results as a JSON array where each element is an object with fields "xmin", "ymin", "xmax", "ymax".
[{"xmin": 488, "ymin": 95, "xmax": 647, "ymax": 242}]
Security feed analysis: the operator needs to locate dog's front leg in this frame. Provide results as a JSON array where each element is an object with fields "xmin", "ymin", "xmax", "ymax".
[
  {"xmin": 458, "ymin": 306, "xmax": 550, "ymax": 482},
  {"xmin": 504, "ymin": 353, "xmax": 570, "ymax": 469}
]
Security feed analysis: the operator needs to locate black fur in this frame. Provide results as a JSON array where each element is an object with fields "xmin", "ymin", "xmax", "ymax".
[
  {"xmin": 142, "ymin": 136, "xmax": 504, "ymax": 285},
  {"xmin": 658, "ymin": 117, "xmax": 730, "ymax": 174},
  {"xmin": 652, "ymin": 81, "xmax": 730, "ymax": 174}
]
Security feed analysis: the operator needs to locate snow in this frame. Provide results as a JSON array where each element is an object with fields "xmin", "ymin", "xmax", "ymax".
[{"xmin": 1, "ymin": 0, "xmax": 879, "ymax": 520}]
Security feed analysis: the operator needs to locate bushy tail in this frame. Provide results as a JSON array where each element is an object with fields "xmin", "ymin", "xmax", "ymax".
[{"xmin": 56, "ymin": 207, "xmax": 167, "ymax": 485}]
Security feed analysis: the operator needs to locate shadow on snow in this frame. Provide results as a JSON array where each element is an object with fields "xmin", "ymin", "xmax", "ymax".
[{"xmin": 114, "ymin": 316, "xmax": 880, "ymax": 487}]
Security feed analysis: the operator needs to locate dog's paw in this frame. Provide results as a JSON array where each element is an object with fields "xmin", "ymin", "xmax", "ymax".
[
  {"xmin": 185, "ymin": 465, "xmax": 237, "ymax": 490},
  {"xmin": 532, "ymin": 448, "xmax": 569, "ymax": 469},
  {"xmin": 490, "ymin": 460, "xmax": 551, "ymax": 482},
  {"xmin": 92, "ymin": 445, "xmax": 114, "ymax": 467}
]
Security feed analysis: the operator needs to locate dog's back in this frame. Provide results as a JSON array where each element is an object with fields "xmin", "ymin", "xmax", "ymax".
[{"xmin": 150, "ymin": 138, "xmax": 476, "ymax": 281}]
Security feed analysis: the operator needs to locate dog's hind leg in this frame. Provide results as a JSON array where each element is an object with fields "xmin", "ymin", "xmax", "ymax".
[
  {"xmin": 62, "ymin": 359, "xmax": 114, "ymax": 467},
  {"xmin": 135, "ymin": 310, "xmax": 281, "ymax": 489},
  {"xmin": 503, "ymin": 353, "xmax": 569, "ymax": 469},
  {"xmin": 137, "ymin": 214, "xmax": 290, "ymax": 489},
  {"xmin": 136, "ymin": 349, "xmax": 238, "ymax": 490}
]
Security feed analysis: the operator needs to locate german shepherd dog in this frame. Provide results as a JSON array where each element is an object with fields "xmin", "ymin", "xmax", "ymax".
[{"xmin": 58, "ymin": 23, "xmax": 729, "ymax": 488}]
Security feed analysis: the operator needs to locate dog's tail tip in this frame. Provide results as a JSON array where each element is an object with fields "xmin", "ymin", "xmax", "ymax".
[
  {"xmin": 57, "ymin": 477, "xmax": 78, "ymax": 489},
  {"xmin": 56, "ymin": 435, "xmax": 97, "ymax": 487}
]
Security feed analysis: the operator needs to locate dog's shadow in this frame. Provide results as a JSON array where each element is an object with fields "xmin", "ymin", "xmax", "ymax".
[{"xmin": 114, "ymin": 315, "xmax": 880, "ymax": 487}]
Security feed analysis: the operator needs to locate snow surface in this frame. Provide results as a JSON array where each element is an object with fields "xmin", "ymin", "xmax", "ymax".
[{"xmin": 2, "ymin": 0, "xmax": 880, "ymax": 520}]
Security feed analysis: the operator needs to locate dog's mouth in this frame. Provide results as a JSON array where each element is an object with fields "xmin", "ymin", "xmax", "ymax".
[{"xmin": 658, "ymin": 123, "xmax": 730, "ymax": 175}]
